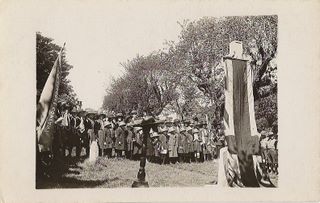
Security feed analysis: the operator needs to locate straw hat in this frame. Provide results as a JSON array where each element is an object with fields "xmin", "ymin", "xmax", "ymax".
[
  {"xmin": 116, "ymin": 113, "xmax": 124, "ymax": 118},
  {"xmin": 134, "ymin": 127, "xmax": 143, "ymax": 133},
  {"xmin": 119, "ymin": 121, "xmax": 126, "ymax": 127},
  {"xmin": 160, "ymin": 127, "xmax": 168, "ymax": 133},
  {"xmin": 150, "ymin": 131, "xmax": 159, "ymax": 138},
  {"xmin": 168, "ymin": 127, "xmax": 176, "ymax": 133},
  {"xmin": 104, "ymin": 121, "xmax": 112, "ymax": 127},
  {"xmin": 186, "ymin": 126, "xmax": 193, "ymax": 132}
]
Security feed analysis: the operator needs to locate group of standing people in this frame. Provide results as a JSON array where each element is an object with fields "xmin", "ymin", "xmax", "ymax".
[
  {"xmin": 259, "ymin": 126, "xmax": 278, "ymax": 175},
  {"xmin": 53, "ymin": 106, "xmax": 226, "ymax": 164},
  {"xmin": 53, "ymin": 104, "xmax": 278, "ymax": 175}
]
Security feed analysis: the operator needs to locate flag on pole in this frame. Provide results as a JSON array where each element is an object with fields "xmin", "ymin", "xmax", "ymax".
[{"xmin": 36, "ymin": 43, "xmax": 65, "ymax": 152}]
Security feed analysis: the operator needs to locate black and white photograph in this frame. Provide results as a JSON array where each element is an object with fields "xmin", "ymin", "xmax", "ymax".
[
  {"xmin": 1, "ymin": 0, "xmax": 320, "ymax": 202},
  {"xmin": 36, "ymin": 15, "xmax": 278, "ymax": 188}
]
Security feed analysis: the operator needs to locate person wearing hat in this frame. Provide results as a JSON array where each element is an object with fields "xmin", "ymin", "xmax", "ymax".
[
  {"xmin": 102, "ymin": 121, "xmax": 114, "ymax": 158},
  {"xmin": 132, "ymin": 127, "xmax": 143, "ymax": 160},
  {"xmin": 75, "ymin": 110, "xmax": 87, "ymax": 157},
  {"xmin": 146, "ymin": 128, "xmax": 156, "ymax": 163},
  {"xmin": 126, "ymin": 123, "xmax": 134, "ymax": 160},
  {"xmin": 193, "ymin": 128, "xmax": 201, "ymax": 162},
  {"xmin": 259, "ymin": 131, "xmax": 269, "ymax": 165},
  {"xmin": 185, "ymin": 127, "xmax": 194, "ymax": 163},
  {"xmin": 199, "ymin": 122, "xmax": 209, "ymax": 162},
  {"xmin": 266, "ymin": 131, "xmax": 278, "ymax": 174},
  {"xmin": 116, "ymin": 113, "xmax": 124, "ymax": 122},
  {"xmin": 168, "ymin": 127, "xmax": 178, "ymax": 163},
  {"xmin": 158, "ymin": 127, "xmax": 168, "ymax": 164},
  {"xmin": 87, "ymin": 116, "xmax": 99, "ymax": 163},
  {"xmin": 152, "ymin": 128, "xmax": 162, "ymax": 164},
  {"xmin": 130, "ymin": 110, "xmax": 138, "ymax": 121},
  {"xmin": 183, "ymin": 119, "xmax": 191, "ymax": 128},
  {"xmin": 95, "ymin": 114, "xmax": 106, "ymax": 156},
  {"xmin": 177, "ymin": 127, "xmax": 187, "ymax": 163},
  {"xmin": 206, "ymin": 137, "xmax": 215, "ymax": 161},
  {"xmin": 115, "ymin": 121, "xmax": 126, "ymax": 158},
  {"xmin": 165, "ymin": 117, "xmax": 173, "ymax": 128}
]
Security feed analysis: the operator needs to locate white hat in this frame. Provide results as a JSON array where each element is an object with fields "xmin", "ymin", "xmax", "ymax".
[
  {"xmin": 104, "ymin": 121, "xmax": 112, "ymax": 127},
  {"xmin": 186, "ymin": 127, "xmax": 192, "ymax": 132},
  {"xmin": 168, "ymin": 127, "xmax": 176, "ymax": 133}
]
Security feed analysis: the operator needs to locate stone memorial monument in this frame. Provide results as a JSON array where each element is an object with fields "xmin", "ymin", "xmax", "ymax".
[{"xmin": 218, "ymin": 41, "xmax": 272, "ymax": 187}]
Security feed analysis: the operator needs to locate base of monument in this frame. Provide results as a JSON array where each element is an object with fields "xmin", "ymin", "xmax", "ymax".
[{"xmin": 132, "ymin": 180, "xmax": 149, "ymax": 188}]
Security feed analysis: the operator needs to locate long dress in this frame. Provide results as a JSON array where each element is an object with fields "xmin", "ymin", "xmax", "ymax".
[{"xmin": 88, "ymin": 129, "xmax": 99, "ymax": 163}]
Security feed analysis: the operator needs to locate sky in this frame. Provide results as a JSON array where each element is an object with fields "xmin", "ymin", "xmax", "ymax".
[
  {"xmin": 37, "ymin": 2, "xmax": 201, "ymax": 110},
  {"xmin": 35, "ymin": 0, "xmax": 241, "ymax": 110}
]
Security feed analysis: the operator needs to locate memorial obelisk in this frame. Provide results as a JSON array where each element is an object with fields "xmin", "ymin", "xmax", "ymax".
[{"xmin": 218, "ymin": 41, "xmax": 261, "ymax": 187}]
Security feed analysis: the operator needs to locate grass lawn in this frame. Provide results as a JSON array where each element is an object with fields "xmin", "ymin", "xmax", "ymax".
[{"xmin": 37, "ymin": 157, "xmax": 218, "ymax": 188}]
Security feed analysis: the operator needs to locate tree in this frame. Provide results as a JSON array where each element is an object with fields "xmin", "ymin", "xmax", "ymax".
[
  {"xmin": 103, "ymin": 16, "xmax": 278, "ymax": 131},
  {"xmin": 165, "ymin": 15, "xmax": 277, "ymax": 126},
  {"xmin": 103, "ymin": 53, "xmax": 179, "ymax": 116},
  {"xmin": 36, "ymin": 32, "xmax": 78, "ymax": 108}
]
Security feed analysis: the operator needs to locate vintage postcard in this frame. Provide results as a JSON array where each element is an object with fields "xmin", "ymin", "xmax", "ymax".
[{"xmin": 0, "ymin": 0, "xmax": 319, "ymax": 202}]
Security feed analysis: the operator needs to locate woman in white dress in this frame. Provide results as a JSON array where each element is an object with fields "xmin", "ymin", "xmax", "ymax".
[{"xmin": 87, "ymin": 115, "xmax": 99, "ymax": 163}]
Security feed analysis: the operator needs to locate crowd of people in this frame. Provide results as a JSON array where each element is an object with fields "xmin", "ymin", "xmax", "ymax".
[
  {"xmin": 53, "ymin": 106, "xmax": 227, "ymax": 165},
  {"xmin": 52, "ymin": 104, "xmax": 278, "ymax": 174}
]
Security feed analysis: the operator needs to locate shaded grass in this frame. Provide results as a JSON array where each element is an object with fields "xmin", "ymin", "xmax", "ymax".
[{"xmin": 38, "ymin": 157, "xmax": 218, "ymax": 188}]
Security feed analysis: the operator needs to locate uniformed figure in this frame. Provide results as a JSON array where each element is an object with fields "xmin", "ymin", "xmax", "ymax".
[
  {"xmin": 185, "ymin": 127, "xmax": 194, "ymax": 163},
  {"xmin": 61, "ymin": 108, "xmax": 72, "ymax": 157},
  {"xmin": 115, "ymin": 121, "xmax": 126, "ymax": 158},
  {"xmin": 193, "ymin": 128, "xmax": 201, "ymax": 162},
  {"xmin": 97, "ymin": 114, "xmax": 106, "ymax": 156},
  {"xmin": 183, "ymin": 119, "xmax": 191, "ymax": 128},
  {"xmin": 126, "ymin": 123, "xmax": 134, "ymax": 160},
  {"xmin": 104, "ymin": 121, "xmax": 114, "ymax": 158},
  {"xmin": 147, "ymin": 128, "xmax": 157, "ymax": 162},
  {"xmin": 259, "ymin": 131, "xmax": 269, "ymax": 164},
  {"xmin": 130, "ymin": 110, "xmax": 138, "ymax": 121},
  {"xmin": 177, "ymin": 127, "xmax": 187, "ymax": 163},
  {"xmin": 206, "ymin": 137, "xmax": 215, "ymax": 160},
  {"xmin": 168, "ymin": 127, "xmax": 178, "ymax": 163},
  {"xmin": 146, "ymin": 128, "xmax": 154, "ymax": 162},
  {"xmin": 153, "ymin": 129, "xmax": 161, "ymax": 164},
  {"xmin": 215, "ymin": 129, "xmax": 225, "ymax": 158},
  {"xmin": 199, "ymin": 123, "xmax": 209, "ymax": 162},
  {"xmin": 133, "ymin": 127, "xmax": 143, "ymax": 160},
  {"xmin": 84, "ymin": 114, "xmax": 94, "ymax": 157},
  {"xmin": 116, "ymin": 113, "xmax": 124, "ymax": 122},
  {"xmin": 266, "ymin": 131, "xmax": 278, "ymax": 174},
  {"xmin": 173, "ymin": 119, "xmax": 180, "ymax": 133},
  {"xmin": 76, "ymin": 111, "xmax": 87, "ymax": 157},
  {"xmin": 158, "ymin": 127, "xmax": 168, "ymax": 164}
]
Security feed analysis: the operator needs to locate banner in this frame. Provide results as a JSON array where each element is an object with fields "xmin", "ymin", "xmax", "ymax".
[{"xmin": 36, "ymin": 44, "xmax": 65, "ymax": 152}]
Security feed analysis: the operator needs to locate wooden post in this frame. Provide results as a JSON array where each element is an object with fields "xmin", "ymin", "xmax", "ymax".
[{"xmin": 132, "ymin": 117, "xmax": 158, "ymax": 187}]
